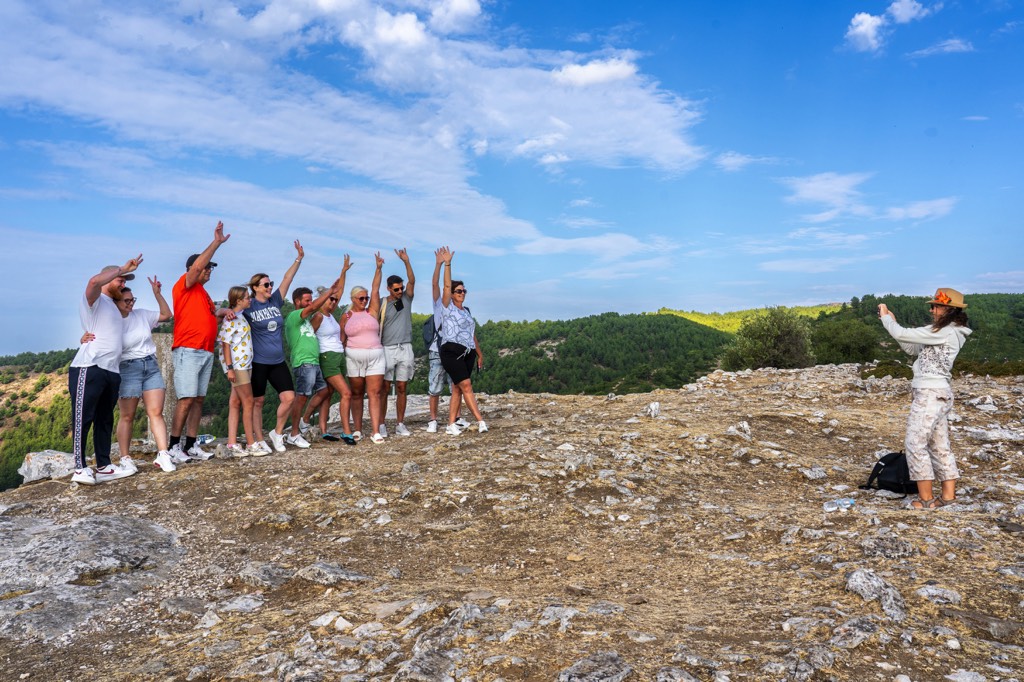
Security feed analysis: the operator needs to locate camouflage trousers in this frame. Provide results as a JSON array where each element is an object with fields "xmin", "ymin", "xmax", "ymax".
[{"xmin": 904, "ymin": 387, "xmax": 960, "ymax": 482}]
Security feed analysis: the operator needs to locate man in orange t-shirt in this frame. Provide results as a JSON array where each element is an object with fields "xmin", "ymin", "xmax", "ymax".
[{"xmin": 168, "ymin": 221, "xmax": 230, "ymax": 462}]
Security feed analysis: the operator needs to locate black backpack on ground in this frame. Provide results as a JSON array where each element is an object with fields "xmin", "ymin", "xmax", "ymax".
[{"xmin": 860, "ymin": 451, "xmax": 917, "ymax": 496}]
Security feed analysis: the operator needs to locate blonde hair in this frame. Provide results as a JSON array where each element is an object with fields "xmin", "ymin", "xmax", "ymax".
[
  {"xmin": 350, "ymin": 286, "xmax": 368, "ymax": 299},
  {"xmin": 228, "ymin": 286, "xmax": 249, "ymax": 309}
]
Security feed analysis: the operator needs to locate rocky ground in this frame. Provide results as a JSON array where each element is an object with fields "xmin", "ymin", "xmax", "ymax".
[{"xmin": 1, "ymin": 364, "xmax": 1024, "ymax": 681}]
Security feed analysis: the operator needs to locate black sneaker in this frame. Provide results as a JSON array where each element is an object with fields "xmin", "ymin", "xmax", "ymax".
[{"xmin": 323, "ymin": 433, "xmax": 341, "ymax": 442}]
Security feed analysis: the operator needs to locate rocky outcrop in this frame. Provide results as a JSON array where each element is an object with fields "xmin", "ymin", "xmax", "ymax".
[{"xmin": 1, "ymin": 364, "xmax": 1023, "ymax": 680}]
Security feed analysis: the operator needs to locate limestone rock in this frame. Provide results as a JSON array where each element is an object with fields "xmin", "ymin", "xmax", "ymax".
[{"xmin": 16, "ymin": 450, "xmax": 76, "ymax": 484}]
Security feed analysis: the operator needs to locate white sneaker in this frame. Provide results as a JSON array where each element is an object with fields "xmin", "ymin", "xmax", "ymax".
[
  {"xmin": 455, "ymin": 417, "xmax": 470, "ymax": 429},
  {"xmin": 168, "ymin": 443, "xmax": 191, "ymax": 464},
  {"xmin": 477, "ymin": 420, "xmax": 488, "ymax": 433},
  {"xmin": 299, "ymin": 419, "xmax": 311, "ymax": 435},
  {"xmin": 117, "ymin": 456, "xmax": 139, "ymax": 474},
  {"xmin": 445, "ymin": 423, "xmax": 462, "ymax": 436},
  {"xmin": 95, "ymin": 465, "xmax": 136, "ymax": 483},
  {"xmin": 154, "ymin": 451, "xmax": 176, "ymax": 472},
  {"xmin": 71, "ymin": 468, "xmax": 96, "ymax": 485},
  {"xmin": 268, "ymin": 429, "xmax": 286, "ymax": 453},
  {"xmin": 188, "ymin": 443, "xmax": 214, "ymax": 460},
  {"xmin": 226, "ymin": 443, "xmax": 245, "ymax": 457},
  {"xmin": 245, "ymin": 443, "xmax": 264, "ymax": 457},
  {"xmin": 286, "ymin": 433, "xmax": 311, "ymax": 449},
  {"xmin": 395, "ymin": 423, "xmax": 411, "ymax": 436},
  {"xmin": 426, "ymin": 420, "xmax": 437, "ymax": 433},
  {"xmin": 379, "ymin": 423, "xmax": 389, "ymax": 437},
  {"xmin": 370, "ymin": 432, "xmax": 385, "ymax": 444},
  {"xmin": 258, "ymin": 440, "xmax": 273, "ymax": 454}
]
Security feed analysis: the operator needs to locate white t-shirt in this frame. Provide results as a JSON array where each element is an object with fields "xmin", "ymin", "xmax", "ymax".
[
  {"xmin": 217, "ymin": 316, "xmax": 253, "ymax": 372},
  {"xmin": 71, "ymin": 293, "xmax": 124, "ymax": 373},
  {"xmin": 315, "ymin": 313, "xmax": 345, "ymax": 354},
  {"xmin": 121, "ymin": 308, "xmax": 160, "ymax": 361}
]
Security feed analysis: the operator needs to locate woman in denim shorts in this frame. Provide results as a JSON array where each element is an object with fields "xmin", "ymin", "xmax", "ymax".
[{"xmin": 112, "ymin": 277, "xmax": 174, "ymax": 472}]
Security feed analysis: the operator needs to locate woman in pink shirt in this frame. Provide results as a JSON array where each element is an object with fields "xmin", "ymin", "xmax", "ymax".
[{"xmin": 342, "ymin": 253, "xmax": 386, "ymax": 443}]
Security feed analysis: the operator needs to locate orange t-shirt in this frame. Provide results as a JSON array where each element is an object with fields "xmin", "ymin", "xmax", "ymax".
[{"xmin": 172, "ymin": 274, "xmax": 218, "ymax": 352}]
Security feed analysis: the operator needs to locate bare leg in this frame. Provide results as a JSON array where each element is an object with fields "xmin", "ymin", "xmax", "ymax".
[
  {"xmin": 381, "ymin": 379, "xmax": 391, "ymax": 425},
  {"xmin": 327, "ymin": 374, "xmax": 353, "ymax": 433},
  {"xmin": 316, "ymin": 388, "xmax": 335, "ymax": 431},
  {"xmin": 142, "ymin": 389, "xmax": 168, "ymax": 451},
  {"xmin": 227, "ymin": 387, "xmax": 241, "ymax": 446},
  {"xmin": 171, "ymin": 396, "xmax": 196, "ymax": 438},
  {"xmin": 289, "ymin": 394, "xmax": 309, "ymax": 437},
  {"xmin": 366, "ymin": 375, "xmax": 385, "ymax": 434},
  {"xmin": 185, "ymin": 398, "xmax": 204, "ymax": 438},
  {"xmin": 429, "ymin": 394, "xmax": 439, "ymax": 421},
  {"xmin": 117, "ymin": 397, "xmax": 140, "ymax": 458},
  {"xmin": 349, "ymin": 377, "xmax": 366, "ymax": 434},
  {"xmin": 940, "ymin": 479, "xmax": 957, "ymax": 502},
  {"xmin": 449, "ymin": 384, "xmax": 464, "ymax": 425},
  {"xmin": 275, "ymin": 390, "xmax": 295, "ymax": 435},
  {"xmin": 453, "ymin": 379, "xmax": 483, "ymax": 422},
  {"xmin": 395, "ymin": 381, "xmax": 408, "ymax": 424},
  {"xmin": 235, "ymin": 384, "xmax": 255, "ymax": 446},
  {"xmin": 252, "ymin": 396, "xmax": 265, "ymax": 442}
]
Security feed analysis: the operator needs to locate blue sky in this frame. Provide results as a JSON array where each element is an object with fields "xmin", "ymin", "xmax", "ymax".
[{"xmin": 1, "ymin": 0, "xmax": 1021, "ymax": 355}]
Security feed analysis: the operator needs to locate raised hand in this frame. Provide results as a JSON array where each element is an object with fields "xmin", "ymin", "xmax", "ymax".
[
  {"xmin": 148, "ymin": 275, "xmax": 161, "ymax": 293},
  {"xmin": 395, "ymin": 247, "xmax": 410, "ymax": 263},
  {"xmin": 440, "ymin": 247, "xmax": 454, "ymax": 264},
  {"xmin": 214, "ymin": 221, "xmax": 230, "ymax": 244},
  {"xmin": 434, "ymin": 247, "xmax": 446, "ymax": 264},
  {"xmin": 342, "ymin": 254, "xmax": 352, "ymax": 272},
  {"xmin": 375, "ymin": 251, "xmax": 384, "ymax": 269},
  {"xmin": 121, "ymin": 254, "xmax": 144, "ymax": 275},
  {"xmin": 294, "ymin": 240, "xmax": 304, "ymax": 260}
]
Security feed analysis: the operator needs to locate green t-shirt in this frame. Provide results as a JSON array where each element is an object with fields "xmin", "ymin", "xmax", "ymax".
[{"xmin": 285, "ymin": 310, "xmax": 320, "ymax": 366}]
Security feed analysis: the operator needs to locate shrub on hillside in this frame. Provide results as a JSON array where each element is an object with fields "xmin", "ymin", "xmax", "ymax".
[
  {"xmin": 812, "ymin": 318, "xmax": 880, "ymax": 365},
  {"xmin": 721, "ymin": 307, "xmax": 815, "ymax": 371}
]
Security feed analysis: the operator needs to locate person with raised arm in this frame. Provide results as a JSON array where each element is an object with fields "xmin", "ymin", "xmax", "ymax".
[
  {"xmin": 168, "ymin": 222, "xmax": 230, "ymax": 463},
  {"xmin": 435, "ymin": 247, "xmax": 486, "ymax": 436},
  {"xmin": 377, "ymin": 248, "xmax": 417, "ymax": 437},
  {"xmin": 243, "ymin": 240, "xmax": 304, "ymax": 454},
  {"xmin": 69, "ymin": 256, "xmax": 143, "ymax": 485},
  {"xmin": 342, "ymin": 252, "xmax": 387, "ymax": 443},
  {"xmin": 303, "ymin": 255, "xmax": 356, "ymax": 444},
  {"xmin": 112, "ymin": 276, "xmax": 174, "ymax": 473},
  {"xmin": 878, "ymin": 288, "xmax": 972, "ymax": 510}
]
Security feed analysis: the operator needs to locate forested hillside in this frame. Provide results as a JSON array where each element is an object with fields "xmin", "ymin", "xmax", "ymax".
[{"xmin": 2, "ymin": 293, "xmax": 1022, "ymax": 491}]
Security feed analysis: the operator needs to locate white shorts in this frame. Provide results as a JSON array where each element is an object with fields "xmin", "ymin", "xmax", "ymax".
[
  {"xmin": 345, "ymin": 347, "xmax": 386, "ymax": 378},
  {"xmin": 383, "ymin": 343, "xmax": 415, "ymax": 382}
]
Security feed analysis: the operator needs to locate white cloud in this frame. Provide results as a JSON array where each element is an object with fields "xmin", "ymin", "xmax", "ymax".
[
  {"xmin": 907, "ymin": 38, "xmax": 973, "ymax": 58},
  {"xmin": 779, "ymin": 171, "xmax": 874, "ymax": 221},
  {"xmin": 760, "ymin": 254, "xmax": 889, "ymax": 273},
  {"xmin": 428, "ymin": 0, "xmax": 482, "ymax": 34},
  {"xmin": 714, "ymin": 151, "xmax": 779, "ymax": 172},
  {"xmin": 845, "ymin": 1, "xmax": 939, "ymax": 53},
  {"xmin": 553, "ymin": 58, "xmax": 637, "ymax": 87},
  {"xmin": 883, "ymin": 197, "xmax": 957, "ymax": 221},
  {"xmin": 975, "ymin": 271, "xmax": 1024, "ymax": 289},
  {"xmin": 962, "ymin": 115, "xmax": 989, "ymax": 121},
  {"xmin": 886, "ymin": 0, "xmax": 935, "ymax": 24},
  {"xmin": 569, "ymin": 198, "xmax": 593, "ymax": 208},
  {"xmin": 845, "ymin": 12, "xmax": 886, "ymax": 52}
]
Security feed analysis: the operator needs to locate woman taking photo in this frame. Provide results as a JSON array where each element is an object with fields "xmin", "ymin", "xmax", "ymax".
[
  {"xmin": 219, "ymin": 286, "xmax": 261, "ymax": 456},
  {"xmin": 243, "ymin": 240, "xmax": 304, "ymax": 453},
  {"xmin": 435, "ymin": 246, "xmax": 486, "ymax": 436},
  {"xmin": 878, "ymin": 288, "xmax": 972, "ymax": 509},
  {"xmin": 342, "ymin": 253, "xmax": 386, "ymax": 444}
]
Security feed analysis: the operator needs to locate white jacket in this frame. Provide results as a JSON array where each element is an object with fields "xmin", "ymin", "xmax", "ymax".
[{"xmin": 881, "ymin": 317, "xmax": 972, "ymax": 389}]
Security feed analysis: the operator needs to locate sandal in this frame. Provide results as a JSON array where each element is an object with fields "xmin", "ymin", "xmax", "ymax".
[
  {"xmin": 935, "ymin": 497, "xmax": 957, "ymax": 507},
  {"xmin": 910, "ymin": 497, "xmax": 941, "ymax": 510}
]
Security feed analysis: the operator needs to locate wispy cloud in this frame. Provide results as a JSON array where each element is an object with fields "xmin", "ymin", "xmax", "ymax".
[
  {"xmin": 844, "ymin": 0, "xmax": 940, "ymax": 53},
  {"xmin": 714, "ymin": 151, "xmax": 780, "ymax": 172},
  {"xmin": 760, "ymin": 254, "xmax": 890, "ymax": 274},
  {"xmin": 975, "ymin": 270, "xmax": 1024, "ymax": 289},
  {"xmin": 553, "ymin": 58, "xmax": 638, "ymax": 87},
  {"xmin": 907, "ymin": 38, "xmax": 974, "ymax": 58},
  {"xmin": 962, "ymin": 115, "xmax": 989, "ymax": 121},
  {"xmin": 779, "ymin": 172, "xmax": 956, "ymax": 223}
]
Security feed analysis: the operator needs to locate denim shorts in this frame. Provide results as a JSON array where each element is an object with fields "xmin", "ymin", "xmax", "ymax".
[
  {"xmin": 293, "ymin": 363, "xmax": 327, "ymax": 397},
  {"xmin": 428, "ymin": 351, "xmax": 451, "ymax": 396},
  {"xmin": 172, "ymin": 347, "xmax": 214, "ymax": 398},
  {"xmin": 119, "ymin": 354, "xmax": 165, "ymax": 398}
]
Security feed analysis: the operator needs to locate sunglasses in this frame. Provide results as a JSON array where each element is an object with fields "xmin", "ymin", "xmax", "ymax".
[
  {"xmin": 453, "ymin": 288, "xmax": 467, "ymax": 294},
  {"xmin": 391, "ymin": 285, "xmax": 405, "ymax": 293},
  {"xmin": 122, "ymin": 298, "xmax": 136, "ymax": 304},
  {"xmin": 260, "ymin": 281, "xmax": 274, "ymax": 289},
  {"xmin": 328, "ymin": 296, "xmax": 338, "ymax": 302},
  {"xmin": 355, "ymin": 296, "xmax": 369, "ymax": 302}
]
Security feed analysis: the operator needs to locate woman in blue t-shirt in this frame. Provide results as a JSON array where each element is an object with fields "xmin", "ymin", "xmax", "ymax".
[{"xmin": 242, "ymin": 240, "xmax": 305, "ymax": 453}]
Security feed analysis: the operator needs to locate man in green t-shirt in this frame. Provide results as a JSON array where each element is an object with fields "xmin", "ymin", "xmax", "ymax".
[{"xmin": 284, "ymin": 287, "xmax": 331, "ymax": 448}]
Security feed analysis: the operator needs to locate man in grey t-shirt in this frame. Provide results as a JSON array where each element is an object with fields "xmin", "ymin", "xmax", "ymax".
[{"xmin": 378, "ymin": 248, "xmax": 415, "ymax": 437}]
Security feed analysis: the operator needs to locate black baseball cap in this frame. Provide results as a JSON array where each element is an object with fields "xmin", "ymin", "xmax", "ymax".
[{"xmin": 185, "ymin": 254, "xmax": 218, "ymax": 270}]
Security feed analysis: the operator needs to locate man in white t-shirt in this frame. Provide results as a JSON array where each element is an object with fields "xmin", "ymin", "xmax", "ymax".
[{"xmin": 68, "ymin": 257, "xmax": 143, "ymax": 485}]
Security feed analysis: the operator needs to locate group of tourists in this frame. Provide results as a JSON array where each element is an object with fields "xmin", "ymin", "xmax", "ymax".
[{"xmin": 68, "ymin": 222, "xmax": 488, "ymax": 486}]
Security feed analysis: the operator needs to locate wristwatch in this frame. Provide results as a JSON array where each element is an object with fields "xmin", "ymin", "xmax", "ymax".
[{"xmin": 227, "ymin": 364, "xmax": 234, "ymax": 370}]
